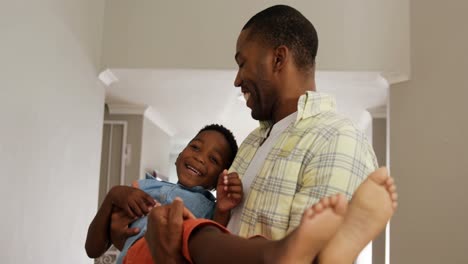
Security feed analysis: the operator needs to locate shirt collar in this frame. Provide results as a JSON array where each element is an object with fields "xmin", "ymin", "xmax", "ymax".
[
  {"xmin": 295, "ymin": 91, "xmax": 336, "ymax": 124},
  {"xmin": 257, "ymin": 91, "xmax": 336, "ymax": 137},
  {"xmin": 177, "ymin": 183, "xmax": 216, "ymax": 202}
]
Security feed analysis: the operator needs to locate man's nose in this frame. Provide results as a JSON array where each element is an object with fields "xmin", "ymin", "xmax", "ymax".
[{"xmin": 234, "ymin": 71, "xmax": 242, "ymax": 87}]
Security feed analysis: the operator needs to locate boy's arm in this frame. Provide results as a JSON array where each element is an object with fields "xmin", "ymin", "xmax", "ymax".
[
  {"xmin": 85, "ymin": 193, "xmax": 114, "ymax": 258},
  {"xmin": 212, "ymin": 208, "xmax": 231, "ymax": 226},
  {"xmin": 109, "ymin": 206, "xmax": 141, "ymax": 251},
  {"xmin": 85, "ymin": 185, "xmax": 156, "ymax": 257},
  {"xmin": 213, "ymin": 170, "xmax": 243, "ymax": 226}
]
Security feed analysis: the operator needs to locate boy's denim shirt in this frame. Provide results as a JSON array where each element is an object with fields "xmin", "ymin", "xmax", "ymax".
[{"xmin": 117, "ymin": 173, "xmax": 216, "ymax": 264}]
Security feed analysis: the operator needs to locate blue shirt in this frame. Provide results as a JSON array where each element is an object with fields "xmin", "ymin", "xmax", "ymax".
[{"xmin": 117, "ymin": 173, "xmax": 216, "ymax": 264}]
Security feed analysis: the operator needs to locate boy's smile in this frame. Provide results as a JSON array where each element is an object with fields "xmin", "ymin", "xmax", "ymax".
[
  {"xmin": 184, "ymin": 162, "xmax": 203, "ymax": 177},
  {"xmin": 176, "ymin": 130, "xmax": 231, "ymax": 189},
  {"xmin": 186, "ymin": 165, "xmax": 201, "ymax": 175}
]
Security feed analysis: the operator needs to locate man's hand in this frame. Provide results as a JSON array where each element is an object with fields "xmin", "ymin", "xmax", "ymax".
[
  {"xmin": 216, "ymin": 170, "xmax": 243, "ymax": 213},
  {"xmin": 109, "ymin": 207, "xmax": 140, "ymax": 251},
  {"xmin": 109, "ymin": 185, "xmax": 156, "ymax": 218},
  {"xmin": 145, "ymin": 197, "xmax": 195, "ymax": 264}
]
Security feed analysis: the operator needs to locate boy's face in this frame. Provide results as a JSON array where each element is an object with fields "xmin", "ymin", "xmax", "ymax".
[{"xmin": 176, "ymin": 130, "xmax": 230, "ymax": 189}]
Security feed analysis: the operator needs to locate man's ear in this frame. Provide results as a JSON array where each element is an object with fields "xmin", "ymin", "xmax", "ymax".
[{"xmin": 273, "ymin": 45, "xmax": 289, "ymax": 72}]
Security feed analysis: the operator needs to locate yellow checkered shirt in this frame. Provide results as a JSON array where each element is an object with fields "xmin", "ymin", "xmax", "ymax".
[{"xmin": 229, "ymin": 91, "xmax": 378, "ymax": 239}]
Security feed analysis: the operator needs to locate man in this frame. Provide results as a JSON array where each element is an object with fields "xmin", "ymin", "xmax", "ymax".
[{"xmin": 110, "ymin": 4, "xmax": 379, "ymax": 263}]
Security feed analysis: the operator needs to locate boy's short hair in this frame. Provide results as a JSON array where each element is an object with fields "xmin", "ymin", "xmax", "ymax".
[{"xmin": 197, "ymin": 124, "xmax": 238, "ymax": 168}]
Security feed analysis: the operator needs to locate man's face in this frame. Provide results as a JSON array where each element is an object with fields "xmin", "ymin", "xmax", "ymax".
[
  {"xmin": 234, "ymin": 29, "xmax": 278, "ymax": 121},
  {"xmin": 175, "ymin": 130, "xmax": 230, "ymax": 189}
]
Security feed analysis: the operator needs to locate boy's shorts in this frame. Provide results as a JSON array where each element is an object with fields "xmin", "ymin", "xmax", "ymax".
[{"xmin": 123, "ymin": 218, "xmax": 229, "ymax": 264}]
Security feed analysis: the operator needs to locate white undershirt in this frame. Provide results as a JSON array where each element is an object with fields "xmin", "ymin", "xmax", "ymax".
[{"xmin": 227, "ymin": 112, "xmax": 298, "ymax": 234}]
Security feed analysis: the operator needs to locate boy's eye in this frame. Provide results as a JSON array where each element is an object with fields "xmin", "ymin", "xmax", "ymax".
[
  {"xmin": 210, "ymin": 156, "xmax": 219, "ymax": 165},
  {"xmin": 190, "ymin": 144, "xmax": 199, "ymax": 150}
]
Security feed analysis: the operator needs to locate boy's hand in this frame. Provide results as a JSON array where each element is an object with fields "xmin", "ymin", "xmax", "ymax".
[
  {"xmin": 109, "ymin": 207, "xmax": 140, "ymax": 251},
  {"xmin": 216, "ymin": 170, "xmax": 243, "ymax": 213},
  {"xmin": 109, "ymin": 185, "xmax": 156, "ymax": 219}
]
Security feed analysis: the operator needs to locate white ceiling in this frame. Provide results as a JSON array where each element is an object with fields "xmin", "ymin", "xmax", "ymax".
[{"xmin": 104, "ymin": 68, "xmax": 388, "ymax": 148}]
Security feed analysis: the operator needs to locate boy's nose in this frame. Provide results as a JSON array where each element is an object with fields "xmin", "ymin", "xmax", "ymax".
[{"xmin": 194, "ymin": 155, "xmax": 205, "ymax": 164}]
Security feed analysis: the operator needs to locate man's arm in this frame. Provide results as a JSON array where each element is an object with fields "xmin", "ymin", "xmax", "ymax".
[
  {"xmin": 145, "ymin": 198, "xmax": 195, "ymax": 264},
  {"xmin": 287, "ymin": 129, "xmax": 377, "ymax": 232}
]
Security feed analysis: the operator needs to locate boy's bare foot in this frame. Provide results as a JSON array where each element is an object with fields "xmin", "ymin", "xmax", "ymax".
[
  {"xmin": 267, "ymin": 193, "xmax": 348, "ymax": 264},
  {"xmin": 319, "ymin": 167, "xmax": 398, "ymax": 263}
]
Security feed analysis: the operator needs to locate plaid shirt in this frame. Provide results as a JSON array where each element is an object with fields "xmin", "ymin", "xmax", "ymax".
[{"xmin": 229, "ymin": 91, "xmax": 377, "ymax": 239}]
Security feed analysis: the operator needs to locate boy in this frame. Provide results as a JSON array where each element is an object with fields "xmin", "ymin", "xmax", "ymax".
[{"xmin": 85, "ymin": 124, "xmax": 240, "ymax": 263}]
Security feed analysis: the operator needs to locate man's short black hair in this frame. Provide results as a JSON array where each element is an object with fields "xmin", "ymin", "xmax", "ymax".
[
  {"xmin": 197, "ymin": 124, "xmax": 238, "ymax": 168},
  {"xmin": 242, "ymin": 5, "xmax": 318, "ymax": 72}
]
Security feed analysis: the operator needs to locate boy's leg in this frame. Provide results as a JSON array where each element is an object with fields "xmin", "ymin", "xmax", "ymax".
[
  {"xmin": 123, "ymin": 237, "xmax": 154, "ymax": 264},
  {"xmin": 185, "ymin": 194, "xmax": 347, "ymax": 264},
  {"xmin": 318, "ymin": 167, "xmax": 398, "ymax": 263}
]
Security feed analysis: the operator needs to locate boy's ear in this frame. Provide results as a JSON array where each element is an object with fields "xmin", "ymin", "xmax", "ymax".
[{"xmin": 273, "ymin": 45, "xmax": 289, "ymax": 72}]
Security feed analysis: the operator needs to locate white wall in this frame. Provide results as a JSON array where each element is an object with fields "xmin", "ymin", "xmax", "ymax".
[
  {"xmin": 390, "ymin": 0, "xmax": 468, "ymax": 263},
  {"xmin": 140, "ymin": 117, "xmax": 172, "ymax": 179},
  {"xmin": 0, "ymin": 1, "xmax": 105, "ymax": 263},
  {"xmin": 104, "ymin": 110, "xmax": 144, "ymax": 185},
  {"xmin": 101, "ymin": 0, "xmax": 409, "ymax": 74}
]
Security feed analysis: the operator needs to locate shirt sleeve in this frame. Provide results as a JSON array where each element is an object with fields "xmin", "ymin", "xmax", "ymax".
[{"xmin": 287, "ymin": 128, "xmax": 378, "ymax": 232}]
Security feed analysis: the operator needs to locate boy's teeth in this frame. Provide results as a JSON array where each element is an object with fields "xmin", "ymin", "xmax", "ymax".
[{"xmin": 188, "ymin": 165, "xmax": 201, "ymax": 175}]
